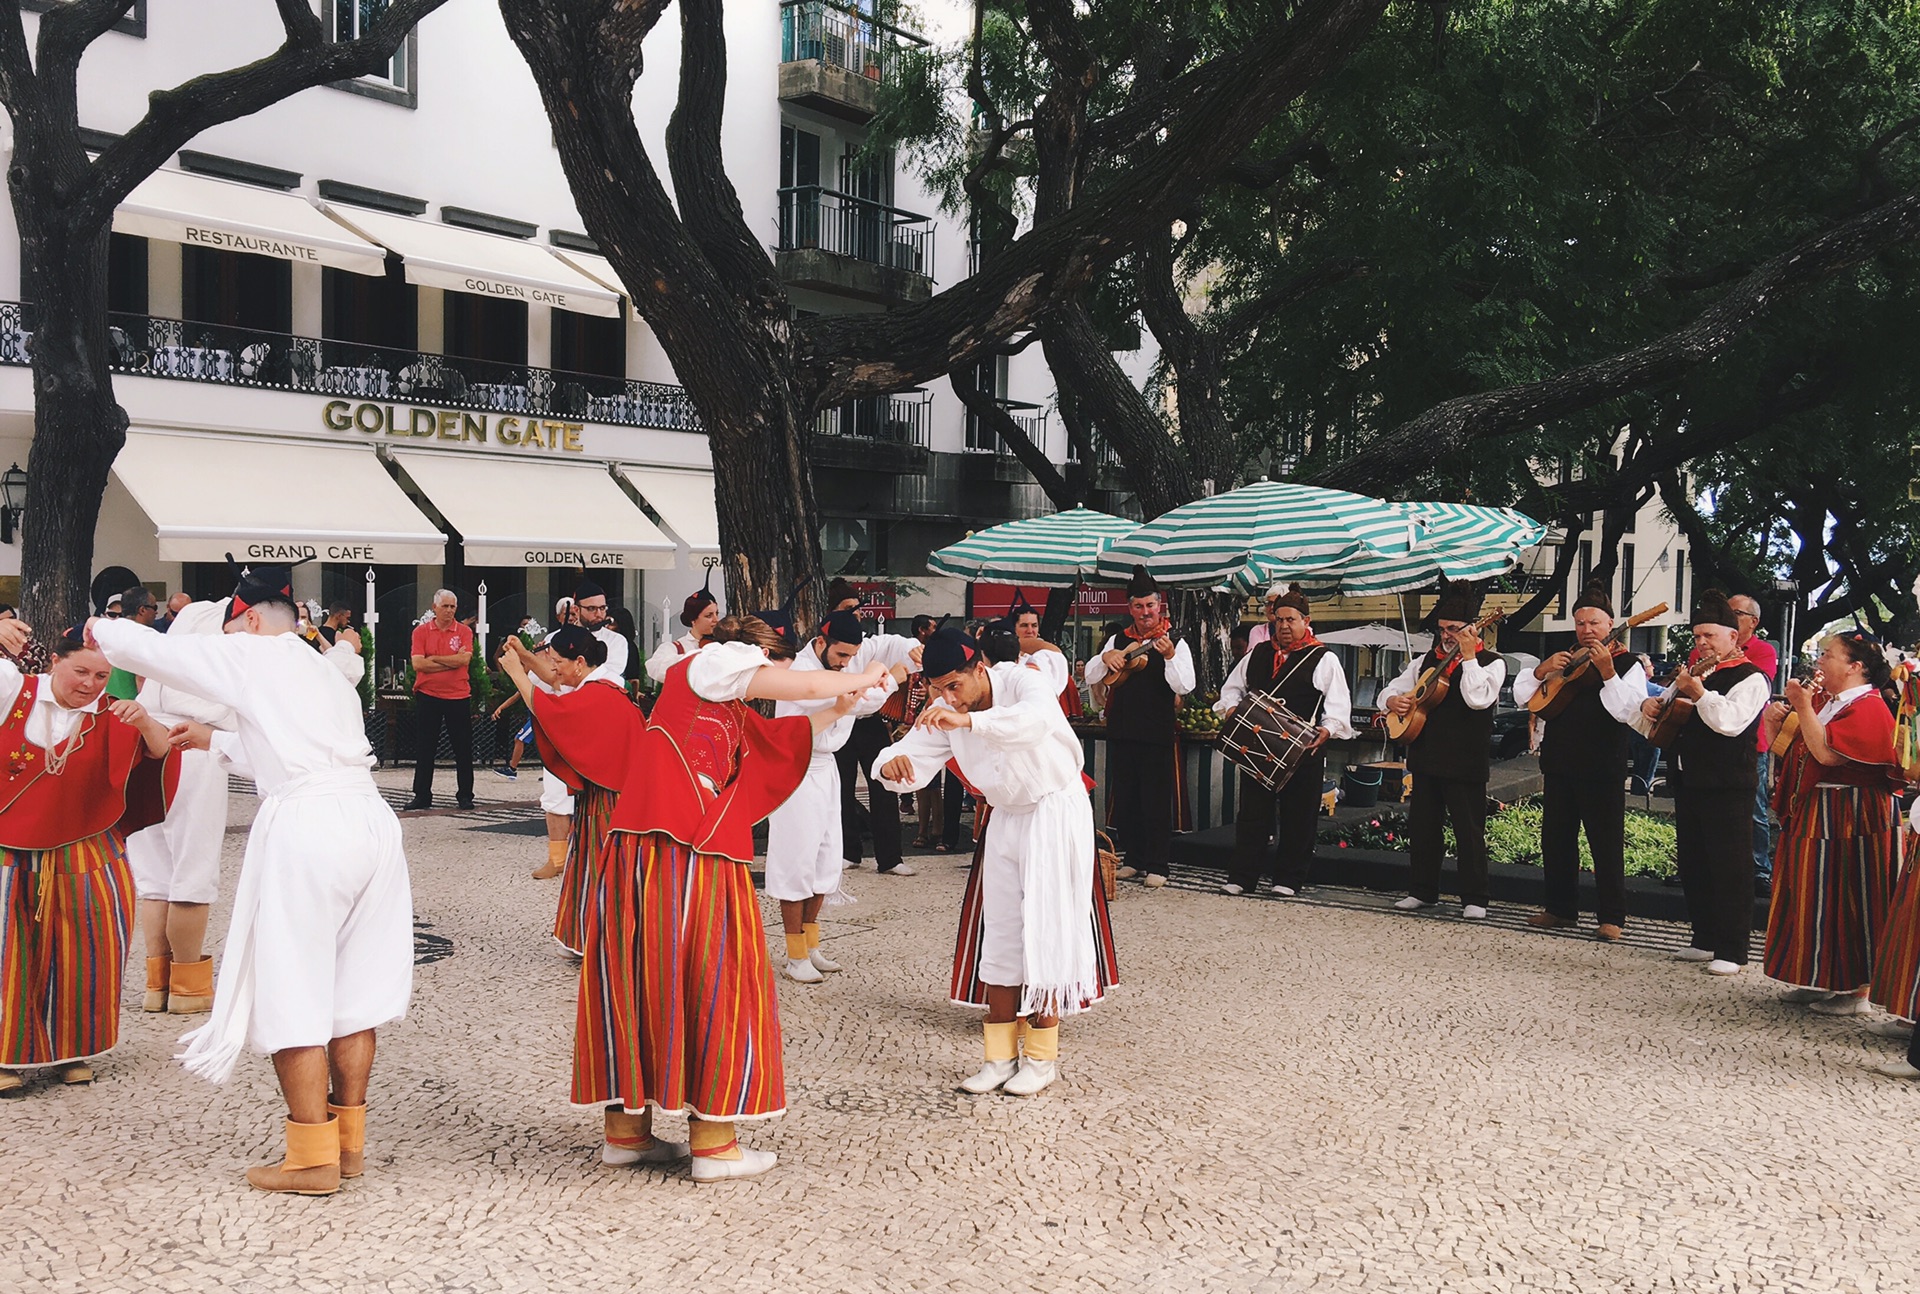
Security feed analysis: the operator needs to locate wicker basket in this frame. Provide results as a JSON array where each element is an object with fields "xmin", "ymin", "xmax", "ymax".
[{"xmin": 1095, "ymin": 830, "xmax": 1119, "ymax": 901}]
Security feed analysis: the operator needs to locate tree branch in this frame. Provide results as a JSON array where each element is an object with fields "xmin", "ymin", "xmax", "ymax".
[
  {"xmin": 32, "ymin": 0, "xmax": 135, "ymax": 77},
  {"xmin": 666, "ymin": 0, "xmax": 772, "ymax": 304},
  {"xmin": 947, "ymin": 370, "xmax": 1075, "ymax": 504},
  {"xmin": 0, "ymin": 4, "xmax": 38, "ymax": 115}
]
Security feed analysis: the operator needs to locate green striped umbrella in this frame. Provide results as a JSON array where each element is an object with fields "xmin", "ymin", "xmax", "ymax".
[
  {"xmin": 928, "ymin": 506, "xmax": 1139, "ymax": 586},
  {"xmin": 1299, "ymin": 501, "xmax": 1545, "ymax": 596},
  {"xmin": 1093, "ymin": 479, "xmax": 1416, "ymax": 591}
]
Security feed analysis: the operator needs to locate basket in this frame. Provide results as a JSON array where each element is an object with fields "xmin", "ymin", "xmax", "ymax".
[{"xmin": 1095, "ymin": 830, "xmax": 1118, "ymax": 901}]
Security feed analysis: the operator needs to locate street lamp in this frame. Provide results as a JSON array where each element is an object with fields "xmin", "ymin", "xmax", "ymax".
[
  {"xmin": 0, "ymin": 462, "xmax": 25, "ymax": 544},
  {"xmin": 1773, "ymin": 577, "xmax": 1799, "ymax": 673}
]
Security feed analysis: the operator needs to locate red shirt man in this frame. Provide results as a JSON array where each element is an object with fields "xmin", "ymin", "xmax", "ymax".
[{"xmin": 411, "ymin": 602, "xmax": 473, "ymax": 700}]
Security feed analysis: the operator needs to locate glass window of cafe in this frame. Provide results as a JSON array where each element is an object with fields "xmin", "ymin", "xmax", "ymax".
[
  {"xmin": 551, "ymin": 307, "xmax": 625, "ymax": 380},
  {"xmin": 323, "ymin": 259, "xmax": 417, "ymax": 352},
  {"xmin": 443, "ymin": 290, "xmax": 527, "ymax": 366},
  {"xmin": 183, "ymin": 245, "xmax": 292, "ymax": 334}
]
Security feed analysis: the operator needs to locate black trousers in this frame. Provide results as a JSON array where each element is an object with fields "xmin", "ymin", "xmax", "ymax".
[
  {"xmin": 1408, "ymin": 772, "xmax": 1489, "ymax": 907},
  {"xmin": 941, "ymin": 770, "xmax": 966, "ymax": 850},
  {"xmin": 411, "ymin": 693, "xmax": 474, "ymax": 805},
  {"xmin": 1541, "ymin": 771, "xmax": 1628, "ymax": 925},
  {"xmin": 836, "ymin": 716, "xmax": 903, "ymax": 872},
  {"xmin": 1109, "ymin": 738, "xmax": 1174, "ymax": 876},
  {"xmin": 1674, "ymin": 786, "xmax": 1754, "ymax": 964},
  {"xmin": 1230, "ymin": 755, "xmax": 1326, "ymax": 891}
]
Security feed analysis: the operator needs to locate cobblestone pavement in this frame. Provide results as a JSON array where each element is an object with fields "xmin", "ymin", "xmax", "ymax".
[{"xmin": 3, "ymin": 770, "xmax": 1916, "ymax": 1293}]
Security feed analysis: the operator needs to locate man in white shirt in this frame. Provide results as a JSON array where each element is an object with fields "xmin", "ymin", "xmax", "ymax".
[
  {"xmin": 570, "ymin": 580, "xmax": 629, "ymax": 688},
  {"xmin": 1213, "ymin": 585, "xmax": 1355, "ymax": 897},
  {"xmin": 1379, "ymin": 581, "xmax": 1506, "ymax": 918},
  {"xmin": 92, "ymin": 562, "xmax": 412, "ymax": 1198},
  {"xmin": 1083, "ymin": 565, "xmax": 1195, "ymax": 888}
]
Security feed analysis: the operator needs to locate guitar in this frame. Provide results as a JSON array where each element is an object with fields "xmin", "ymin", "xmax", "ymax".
[
  {"xmin": 1526, "ymin": 602, "xmax": 1669, "ymax": 720},
  {"xmin": 1646, "ymin": 647, "xmax": 1737, "ymax": 748},
  {"xmin": 1101, "ymin": 628, "xmax": 1174, "ymax": 693},
  {"xmin": 1383, "ymin": 609, "xmax": 1507, "ymax": 744}
]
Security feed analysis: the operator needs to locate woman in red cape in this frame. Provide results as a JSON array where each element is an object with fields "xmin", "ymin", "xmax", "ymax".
[
  {"xmin": 1761, "ymin": 630, "xmax": 1899, "ymax": 1012},
  {"xmin": 0, "ymin": 619, "xmax": 177, "ymax": 1095},
  {"xmin": 503, "ymin": 614, "xmax": 884, "ymax": 1183}
]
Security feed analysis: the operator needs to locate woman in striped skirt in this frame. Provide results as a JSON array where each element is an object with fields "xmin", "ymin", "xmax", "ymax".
[
  {"xmin": 504, "ymin": 614, "xmax": 886, "ymax": 1182},
  {"xmin": 1761, "ymin": 631, "xmax": 1898, "ymax": 1014},
  {"xmin": 1869, "ymin": 796, "xmax": 1920, "ymax": 1042},
  {"xmin": 0, "ymin": 619, "xmax": 177, "ymax": 1095}
]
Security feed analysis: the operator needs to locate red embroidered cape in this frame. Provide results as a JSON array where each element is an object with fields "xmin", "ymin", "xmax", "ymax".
[
  {"xmin": 0, "ymin": 675, "xmax": 178, "ymax": 851},
  {"xmin": 531, "ymin": 657, "xmax": 812, "ymax": 865},
  {"xmin": 1779, "ymin": 690, "xmax": 1896, "ymax": 808}
]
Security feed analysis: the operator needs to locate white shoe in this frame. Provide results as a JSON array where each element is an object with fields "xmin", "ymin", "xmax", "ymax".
[
  {"xmin": 785, "ymin": 958, "xmax": 824, "ymax": 984},
  {"xmin": 1220, "ymin": 883, "xmax": 1244, "ymax": 896},
  {"xmin": 690, "ymin": 1146, "xmax": 778, "ymax": 1182},
  {"xmin": 1780, "ymin": 987, "xmax": 1836, "ymax": 1005},
  {"xmin": 959, "ymin": 1059, "xmax": 1018, "ymax": 1094},
  {"xmin": 1114, "ymin": 866, "xmax": 1139, "ymax": 880},
  {"xmin": 1705, "ymin": 960, "xmax": 1744, "ymax": 976},
  {"xmin": 1872, "ymin": 1059, "xmax": 1920, "ymax": 1080},
  {"xmin": 1394, "ymin": 896, "xmax": 1433, "ymax": 911},
  {"xmin": 881, "ymin": 863, "xmax": 918, "ymax": 877},
  {"xmin": 1271, "ymin": 885, "xmax": 1296, "ymax": 897},
  {"xmin": 1808, "ymin": 993, "xmax": 1871, "ymax": 1016},
  {"xmin": 1002, "ymin": 1058, "xmax": 1058, "ymax": 1097},
  {"xmin": 1673, "ymin": 947, "xmax": 1715, "ymax": 963},
  {"xmin": 1867, "ymin": 1017, "xmax": 1915, "ymax": 1040},
  {"xmin": 1142, "ymin": 874, "xmax": 1167, "ymax": 888},
  {"xmin": 809, "ymin": 948, "xmax": 843, "ymax": 973},
  {"xmin": 602, "ymin": 1137, "xmax": 689, "ymax": 1166},
  {"xmin": 1461, "ymin": 904, "xmax": 1488, "ymax": 920}
]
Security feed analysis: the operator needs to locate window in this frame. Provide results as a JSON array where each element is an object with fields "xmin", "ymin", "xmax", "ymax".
[
  {"xmin": 183, "ymin": 246, "xmax": 292, "ymax": 334},
  {"xmin": 323, "ymin": 260, "xmax": 416, "ymax": 351},
  {"xmin": 779, "ymin": 125, "xmax": 823, "ymax": 250},
  {"xmin": 1674, "ymin": 548, "xmax": 1687, "ymax": 613},
  {"xmin": 551, "ymin": 308, "xmax": 625, "ymax": 379},
  {"xmin": 22, "ymin": 2, "xmax": 145, "ymax": 39},
  {"xmin": 444, "ymin": 291, "xmax": 527, "ymax": 366},
  {"xmin": 107, "ymin": 234, "xmax": 148, "ymax": 315},
  {"xmin": 963, "ymin": 355, "xmax": 1008, "ymax": 452},
  {"xmin": 323, "ymin": 1, "xmax": 419, "ymax": 108}
]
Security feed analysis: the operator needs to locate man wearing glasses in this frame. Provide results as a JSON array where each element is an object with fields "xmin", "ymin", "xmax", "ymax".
[
  {"xmin": 1728, "ymin": 595, "xmax": 1779, "ymax": 897},
  {"xmin": 569, "ymin": 580, "xmax": 628, "ymax": 686}
]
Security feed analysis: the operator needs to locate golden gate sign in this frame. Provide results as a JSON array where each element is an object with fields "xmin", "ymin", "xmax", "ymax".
[{"xmin": 321, "ymin": 400, "xmax": 587, "ymax": 453}]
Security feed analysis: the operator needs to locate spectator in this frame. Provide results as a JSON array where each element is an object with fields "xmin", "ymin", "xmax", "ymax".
[
  {"xmin": 1729, "ymin": 594, "xmax": 1780, "ymax": 897},
  {"xmin": 610, "ymin": 605, "xmax": 646, "ymax": 700},
  {"xmin": 106, "ymin": 587, "xmax": 157, "ymax": 699},
  {"xmin": 406, "ymin": 589, "xmax": 475, "ymax": 811},
  {"xmin": 157, "ymin": 592, "xmax": 191, "ymax": 631},
  {"xmin": 317, "ymin": 599, "xmax": 355, "ymax": 646}
]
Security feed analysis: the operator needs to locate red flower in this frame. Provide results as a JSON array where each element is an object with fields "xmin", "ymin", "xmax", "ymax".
[{"xmin": 1338, "ymin": 840, "xmax": 1348, "ymax": 848}]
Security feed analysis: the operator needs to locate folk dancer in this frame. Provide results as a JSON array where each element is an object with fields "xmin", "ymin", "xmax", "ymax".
[
  {"xmin": 905, "ymin": 615, "xmax": 944, "ymax": 848},
  {"xmin": 877, "ymin": 628, "xmax": 1112, "ymax": 1096},
  {"xmin": 765, "ymin": 610, "xmax": 919, "ymax": 983},
  {"xmin": 1084, "ymin": 565, "xmax": 1195, "ymax": 889},
  {"xmin": 826, "ymin": 583, "xmax": 915, "ymax": 880},
  {"xmin": 1761, "ymin": 630, "xmax": 1898, "ymax": 1014},
  {"xmin": 507, "ymin": 616, "xmax": 885, "ymax": 1181},
  {"xmin": 645, "ymin": 580, "xmax": 720, "ymax": 685},
  {"xmin": 1511, "ymin": 580, "xmax": 1647, "ymax": 940},
  {"xmin": 0, "ymin": 619, "xmax": 177, "ymax": 1095},
  {"xmin": 1629, "ymin": 590, "xmax": 1770, "ymax": 976},
  {"xmin": 1011, "ymin": 593, "xmax": 1084, "ymax": 719},
  {"xmin": 1214, "ymin": 584, "xmax": 1355, "ymax": 898},
  {"xmin": 1380, "ymin": 581, "xmax": 1506, "ymax": 918},
  {"xmin": 92, "ymin": 563, "xmax": 413, "ymax": 1195},
  {"xmin": 1869, "ymin": 657, "xmax": 1920, "ymax": 1044}
]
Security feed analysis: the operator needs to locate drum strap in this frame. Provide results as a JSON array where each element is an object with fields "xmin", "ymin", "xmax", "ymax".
[{"xmin": 1268, "ymin": 650, "xmax": 1326, "ymax": 727}]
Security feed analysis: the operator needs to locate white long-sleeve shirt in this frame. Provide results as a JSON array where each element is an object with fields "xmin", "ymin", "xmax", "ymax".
[
  {"xmin": 1084, "ymin": 633, "xmax": 1196, "ymax": 695},
  {"xmin": 1214, "ymin": 648, "xmax": 1358, "ymax": 739},
  {"xmin": 93, "ymin": 620, "xmax": 374, "ymax": 795},
  {"xmin": 586, "ymin": 624, "xmax": 630, "ymax": 688},
  {"xmin": 874, "ymin": 662, "xmax": 1084, "ymax": 809},
  {"xmin": 0, "ymin": 658, "xmax": 103, "ymax": 749},
  {"xmin": 644, "ymin": 632, "xmax": 703, "ymax": 684},
  {"xmin": 1511, "ymin": 656, "xmax": 1647, "ymax": 727},
  {"xmin": 1627, "ymin": 666, "xmax": 1770, "ymax": 739},
  {"xmin": 1378, "ymin": 650, "xmax": 1506, "ymax": 711},
  {"xmin": 775, "ymin": 639, "xmax": 899, "ymax": 757}
]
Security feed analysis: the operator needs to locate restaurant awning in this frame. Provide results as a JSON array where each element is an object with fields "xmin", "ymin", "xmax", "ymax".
[
  {"xmin": 615, "ymin": 465, "xmax": 720, "ymax": 555},
  {"xmin": 112, "ymin": 430, "xmax": 446, "ymax": 565},
  {"xmin": 322, "ymin": 205, "xmax": 623, "ymax": 318},
  {"xmin": 388, "ymin": 449, "xmax": 676, "ymax": 569},
  {"xmin": 549, "ymin": 248, "xmax": 637, "ymax": 316},
  {"xmin": 113, "ymin": 168, "xmax": 390, "ymax": 276}
]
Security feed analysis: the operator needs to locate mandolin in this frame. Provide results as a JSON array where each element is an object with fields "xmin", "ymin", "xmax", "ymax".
[
  {"xmin": 1768, "ymin": 678, "xmax": 1828, "ymax": 757},
  {"xmin": 1646, "ymin": 647, "xmax": 1737, "ymax": 749},
  {"xmin": 1102, "ymin": 629, "xmax": 1174, "ymax": 693},
  {"xmin": 1526, "ymin": 602, "xmax": 1669, "ymax": 720},
  {"xmin": 1384, "ymin": 609, "xmax": 1507, "ymax": 744}
]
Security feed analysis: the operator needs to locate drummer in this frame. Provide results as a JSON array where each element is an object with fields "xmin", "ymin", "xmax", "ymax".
[{"xmin": 1213, "ymin": 584, "xmax": 1355, "ymax": 898}]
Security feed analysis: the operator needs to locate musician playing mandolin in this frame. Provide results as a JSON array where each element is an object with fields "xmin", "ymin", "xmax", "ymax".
[
  {"xmin": 1511, "ymin": 581, "xmax": 1648, "ymax": 941},
  {"xmin": 1084, "ymin": 565, "xmax": 1194, "ymax": 888},
  {"xmin": 1629, "ymin": 590, "xmax": 1771, "ymax": 976},
  {"xmin": 1213, "ymin": 584, "xmax": 1355, "ymax": 898},
  {"xmin": 1379, "ymin": 581, "xmax": 1507, "ymax": 919}
]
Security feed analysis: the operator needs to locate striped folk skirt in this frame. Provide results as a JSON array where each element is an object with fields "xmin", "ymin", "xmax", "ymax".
[
  {"xmin": 572, "ymin": 830, "xmax": 784, "ymax": 1121},
  {"xmin": 1871, "ymin": 829, "xmax": 1920, "ymax": 1020},
  {"xmin": 0, "ymin": 831, "xmax": 136, "ymax": 1068},
  {"xmin": 1763, "ymin": 785, "xmax": 1898, "ymax": 992},
  {"xmin": 949, "ymin": 833, "xmax": 1120, "ymax": 1012},
  {"xmin": 552, "ymin": 783, "xmax": 616, "ymax": 956}
]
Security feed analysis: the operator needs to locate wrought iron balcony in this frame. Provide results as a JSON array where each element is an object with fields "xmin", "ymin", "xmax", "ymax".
[
  {"xmin": 779, "ymin": 1, "xmax": 926, "ymax": 122},
  {"xmin": 775, "ymin": 187, "xmax": 935, "ymax": 304},
  {"xmin": 809, "ymin": 389, "xmax": 931, "ymax": 472},
  {"xmin": 0, "ymin": 302, "xmax": 702, "ymax": 433}
]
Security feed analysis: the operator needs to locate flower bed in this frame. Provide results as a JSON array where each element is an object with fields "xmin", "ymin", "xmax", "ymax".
[{"xmin": 1318, "ymin": 797, "xmax": 1677, "ymax": 880}]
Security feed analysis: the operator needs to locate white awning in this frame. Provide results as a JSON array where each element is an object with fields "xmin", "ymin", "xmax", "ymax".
[
  {"xmin": 549, "ymin": 248, "xmax": 634, "ymax": 314},
  {"xmin": 388, "ymin": 449, "xmax": 676, "ymax": 569},
  {"xmin": 113, "ymin": 169, "xmax": 389, "ymax": 276},
  {"xmin": 322, "ymin": 205, "xmax": 623, "ymax": 318},
  {"xmin": 615, "ymin": 465, "xmax": 720, "ymax": 554},
  {"xmin": 112, "ymin": 430, "xmax": 446, "ymax": 565}
]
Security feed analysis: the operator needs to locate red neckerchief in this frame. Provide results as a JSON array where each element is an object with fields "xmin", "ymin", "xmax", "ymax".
[
  {"xmin": 1699, "ymin": 650, "xmax": 1749, "ymax": 676},
  {"xmin": 1122, "ymin": 618, "xmax": 1169, "ymax": 644},
  {"xmin": 1270, "ymin": 633, "xmax": 1322, "ymax": 671}
]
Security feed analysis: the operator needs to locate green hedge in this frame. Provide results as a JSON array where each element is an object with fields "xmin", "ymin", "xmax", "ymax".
[{"xmin": 1319, "ymin": 798, "xmax": 1678, "ymax": 879}]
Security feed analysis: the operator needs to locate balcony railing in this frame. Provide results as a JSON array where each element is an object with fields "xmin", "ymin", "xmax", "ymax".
[
  {"xmin": 780, "ymin": 0, "xmax": 924, "ymax": 81},
  {"xmin": 815, "ymin": 389, "xmax": 931, "ymax": 447},
  {"xmin": 0, "ymin": 302, "xmax": 702, "ymax": 433},
  {"xmin": 777, "ymin": 186, "xmax": 935, "ymax": 278}
]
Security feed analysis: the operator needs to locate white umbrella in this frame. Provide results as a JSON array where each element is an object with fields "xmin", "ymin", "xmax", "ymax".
[{"xmin": 1314, "ymin": 623, "xmax": 1416, "ymax": 648}]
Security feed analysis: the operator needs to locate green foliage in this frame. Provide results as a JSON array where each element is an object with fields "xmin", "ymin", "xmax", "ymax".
[{"xmin": 1319, "ymin": 798, "xmax": 1678, "ymax": 878}]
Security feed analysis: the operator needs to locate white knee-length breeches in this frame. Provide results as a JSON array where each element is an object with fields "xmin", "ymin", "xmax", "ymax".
[
  {"xmin": 763, "ymin": 757, "xmax": 845, "ymax": 902},
  {"xmin": 127, "ymin": 748, "xmax": 228, "ymax": 904}
]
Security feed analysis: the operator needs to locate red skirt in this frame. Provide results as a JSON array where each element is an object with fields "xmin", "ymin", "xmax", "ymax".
[
  {"xmin": 1871, "ymin": 829, "xmax": 1920, "ymax": 1020},
  {"xmin": 572, "ymin": 830, "xmax": 784, "ymax": 1120},
  {"xmin": 553, "ymin": 783, "xmax": 616, "ymax": 955},
  {"xmin": 1763, "ymin": 785, "xmax": 1898, "ymax": 991},
  {"xmin": 0, "ymin": 831, "xmax": 135, "ymax": 1068}
]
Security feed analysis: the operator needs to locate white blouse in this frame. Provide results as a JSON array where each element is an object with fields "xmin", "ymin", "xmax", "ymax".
[
  {"xmin": 685, "ymin": 640, "xmax": 772, "ymax": 703},
  {"xmin": 0, "ymin": 658, "xmax": 104, "ymax": 750}
]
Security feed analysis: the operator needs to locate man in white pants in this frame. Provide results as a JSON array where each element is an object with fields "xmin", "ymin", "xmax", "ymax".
[
  {"xmin": 764, "ymin": 610, "xmax": 912, "ymax": 983},
  {"xmin": 875, "ymin": 628, "xmax": 1103, "ymax": 1097},
  {"xmin": 93, "ymin": 561, "xmax": 412, "ymax": 1198}
]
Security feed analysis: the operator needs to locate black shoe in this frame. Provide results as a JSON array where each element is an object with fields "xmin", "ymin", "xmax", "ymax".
[
  {"xmin": 456, "ymin": 798, "xmax": 476, "ymax": 810},
  {"xmin": 403, "ymin": 799, "xmax": 432, "ymax": 812}
]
